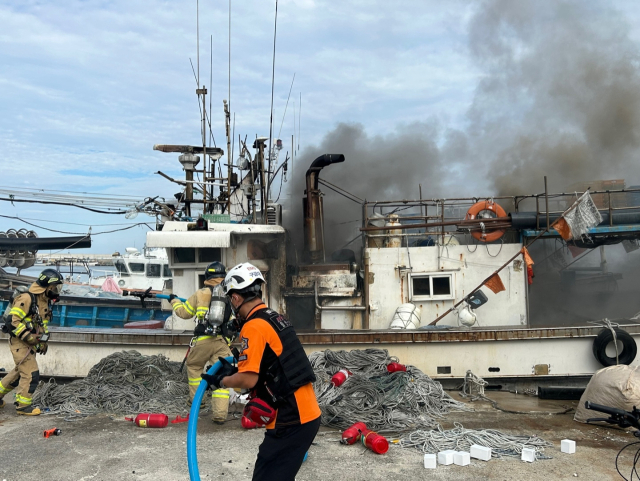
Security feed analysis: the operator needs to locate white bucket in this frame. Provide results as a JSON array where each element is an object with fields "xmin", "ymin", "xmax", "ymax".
[{"xmin": 390, "ymin": 303, "xmax": 422, "ymax": 329}]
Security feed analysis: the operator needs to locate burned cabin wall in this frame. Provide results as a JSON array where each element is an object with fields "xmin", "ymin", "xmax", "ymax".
[{"xmin": 366, "ymin": 244, "xmax": 527, "ymax": 329}]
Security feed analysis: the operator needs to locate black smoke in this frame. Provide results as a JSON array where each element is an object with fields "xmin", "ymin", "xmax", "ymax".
[{"xmin": 280, "ymin": 0, "xmax": 640, "ymax": 325}]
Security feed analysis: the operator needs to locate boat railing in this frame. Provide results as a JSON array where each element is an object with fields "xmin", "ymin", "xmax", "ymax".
[{"xmin": 359, "ymin": 187, "xmax": 640, "ymax": 245}]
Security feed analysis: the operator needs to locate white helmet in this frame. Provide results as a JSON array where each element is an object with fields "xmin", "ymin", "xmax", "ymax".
[{"xmin": 223, "ymin": 263, "xmax": 265, "ymax": 295}]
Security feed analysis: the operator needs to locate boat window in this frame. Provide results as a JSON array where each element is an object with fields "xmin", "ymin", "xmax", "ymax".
[
  {"xmin": 174, "ymin": 248, "xmax": 196, "ymax": 264},
  {"xmin": 147, "ymin": 264, "xmax": 161, "ymax": 278},
  {"xmin": 198, "ymin": 248, "xmax": 221, "ymax": 263},
  {"xmin": 163, "ymin": 265, "xmax": 172, "ymax": 277},
  {"xmin": 129, "ymin": 263, "xmax": 145, "ymax": 273},
  {"xmin": 113, "ymin": 260, "xmax": 130, "ymax": 277},
  {"xmin": 409, "ymin": 273, "xmax": 454, "ymax": 301}
]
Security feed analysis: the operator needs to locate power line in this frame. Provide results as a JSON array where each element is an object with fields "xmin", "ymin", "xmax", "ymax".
[{"xmin": 0, "ymin": 214, "xmax": 153, "ymax": 235}]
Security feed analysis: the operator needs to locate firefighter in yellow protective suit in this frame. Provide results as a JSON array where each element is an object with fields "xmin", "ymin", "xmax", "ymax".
[
  {"xmin": 170, "ymin": 261, "xmax": 234, "ymax": 424},
  {"xmin": 0, "ymin": 269, "xmax": 63, "ymax": 415}
]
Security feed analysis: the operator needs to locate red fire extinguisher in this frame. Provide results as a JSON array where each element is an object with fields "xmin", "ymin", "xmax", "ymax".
[
  {"xmin": 126, "ymin": 413, "xmax": 169, "ymax": 428},
  {"xmin": 360, "ymin": 428, "xmax": 389, "ymax": 454},
  {"xmin": 386, "ymin": 362, "xmax": 407, "ymax": 373},
  {"xmin": 341, "ymin": 422, "xmax": 367, "ymax": 445},
  {"xmin": 241, "ymin": 416, "xmax": 261, "ymax": 429},
  {"xmin": 331, "ymin": 369, "xmax": 352, "ymax": 387}
]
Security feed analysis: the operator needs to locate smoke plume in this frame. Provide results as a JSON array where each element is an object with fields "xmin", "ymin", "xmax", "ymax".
[{"xmin": 285, "ymin": 0, "xmax": 640, "ymax": 252}]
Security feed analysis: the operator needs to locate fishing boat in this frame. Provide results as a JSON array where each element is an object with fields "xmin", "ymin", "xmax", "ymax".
[{"xmin": 90, "ymin": 246, "xmax": 172, "ymax": 292}]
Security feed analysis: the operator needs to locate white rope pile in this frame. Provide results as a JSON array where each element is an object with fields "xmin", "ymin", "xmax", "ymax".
[
  {"xmin": 310, "ymin": 349, "xmax": 471, "ymax": 434},
  {"xmin": 33, "ymin": 351, "xmax": 191, "ymax": 420},
  {"xmin": 399, "ymin": 423, "xmax": 553, "ymax": 459}
]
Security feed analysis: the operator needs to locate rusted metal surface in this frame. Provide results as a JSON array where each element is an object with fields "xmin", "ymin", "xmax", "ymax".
[
  {"xmin": 3, "ymin": 324, "xmax": 638, "ymax": 348},
  {"xmin": 0, "ymin": 328, "xmax": 194, "ymax": 346},
  {"xmin": 299, "ymin": 263, "xmax": 350, "ymax": 272},
  {"xmin": 304, "ymin": 154, "xmax": 346, "ymax": 263},
  {"xmin": 295, "ymin": 324, "xmax": 640, "ymax": 344}
]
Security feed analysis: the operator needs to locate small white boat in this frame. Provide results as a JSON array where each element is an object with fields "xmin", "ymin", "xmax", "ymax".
[{"xmin": 91, "ymin": 247, "xmax": 171, "ymax": 292}]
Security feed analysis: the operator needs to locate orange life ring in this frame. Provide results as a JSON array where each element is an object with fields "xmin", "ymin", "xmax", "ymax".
[{"xmin": 465, "ymin": 201, "xmax": 507, "ymax": 242}]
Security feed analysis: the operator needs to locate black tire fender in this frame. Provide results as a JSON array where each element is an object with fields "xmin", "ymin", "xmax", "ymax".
[{"xmin": 593, "ymin": 328, "xmax": 637, "ymax": 367}]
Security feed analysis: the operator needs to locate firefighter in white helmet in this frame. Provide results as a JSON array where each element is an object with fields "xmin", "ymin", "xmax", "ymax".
[{"xmin": 201, "ymin": 262, "xmax": 321, "ymax": 480}]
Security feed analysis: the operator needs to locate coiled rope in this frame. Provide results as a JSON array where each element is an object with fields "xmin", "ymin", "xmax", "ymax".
[
  {"xmin": 399, "ymin": 423, "xmax": 552, "ymax": 459},
  {"xmin": 311, "ymin": 349, "xmax": 553, "ymax": 458},
  {"xmin": 33, "ymin": 350, "xmax": 192, "ymax": 420},
  {"xmin": 310, "ymin": 349, "xmax": 471, "ymax": 434}
]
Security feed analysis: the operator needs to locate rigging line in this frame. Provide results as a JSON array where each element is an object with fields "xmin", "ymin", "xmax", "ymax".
[
  {"xmin": 274, "ymin": 168, "xmax": 285, "ymax": 204},
  {"xmin": 0, "ymin": 198, "xmax": 128, "ymax": 214},
  {"xmin": 189, "ymin": 58, "xmax": 204, "ymax": 123},
  {"xmin": 317, "ymin": 178, "xmax": 364, "ymax": 203},
  {"xmin": 0, "ymin": 186, "xmax": 143, "ymax": 200},
  {"xmin": 0, "ymin": 215, "xmax": 149, "ymax": 227},
  {"xmin": 317, "ymin": 181, "xmax": 362, "ymax": 205},
  {"xmin": 298, "ymin": 92, "xmax": 301, "ymax": 153},
  {"xmin": 228, "ymin": 0, "xmax": 231, "ymax": 114},
  {"xmin": 273, "ymin": 153, "xmax": 289, "ymax": 203},
  {"xmin": 232, "ymin": 113, "xmax": 236, "ymax": 174},
  {"xmin": 266, "ymin": 0, "xmax": 279, "ymax": 205},
  {"xmin": 277, "ymin": 73, "xmax": 296, "ymax": 140},
  {"xmin": 0, "ymin": 215, "xmax": 153, "ymax": 235},
  {"xmin": 0, "ymin": 190, "xmax": 143, "ymax": 204},
  {"xmin": 196, "ymin": 0, "xmax": 200, "ymax": 88}
]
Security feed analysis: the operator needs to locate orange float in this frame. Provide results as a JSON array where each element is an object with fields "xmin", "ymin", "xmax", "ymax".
[{"xmin": 465, "ymin": 201, "xmax": 507, "ymax": 242}]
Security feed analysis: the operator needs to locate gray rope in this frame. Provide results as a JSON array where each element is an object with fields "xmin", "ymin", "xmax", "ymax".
[
  {"xmin": 311, "ymin": 349, "xmax": 471, "ymax": 434},
  {"xmin": 399, "ymin": 423, "xmax": 553, "ymax": 459},
  {"xmin": 32, "ymin": 350, "xmax": 195, "ymax": 421}
]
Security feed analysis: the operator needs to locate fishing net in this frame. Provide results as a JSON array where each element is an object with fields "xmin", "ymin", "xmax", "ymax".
[
  {"xmin": 311, "ymin": 349, "xmax": 553, "ymax": 458},
  {"xmin": 399, "ymin": 424, "xmax": 553, "ymax": 459},
  {"xmin": 33, "ymin": 350, "xmax": 191, "ymax": 420},
  {"xmin": 310, "ymin": 348, "xmax": 471, "ymax": 434}
]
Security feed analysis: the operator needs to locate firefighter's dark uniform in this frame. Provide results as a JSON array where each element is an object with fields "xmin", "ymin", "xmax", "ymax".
[
  {"xmin": 237, "ymin": 302, "xmax": 321, "ymax": 481},
  {"xmin": 0, "ymin": 283, "xmax": 51, "ymax": 414},
  {"xmin": 171, "ymin": 278, "xmax": 232, "ymax": 422}
]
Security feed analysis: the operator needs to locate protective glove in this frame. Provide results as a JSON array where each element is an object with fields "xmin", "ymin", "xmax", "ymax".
[
  {"xmin": 36, "ymin": 342, "xmax": 48, "ymax": 355},
  {"xmin": 169, "ymin": 294, "xmax": 179, "ymax": 302},
  {"xmin": 201, "ymin": 357, "xmax": 238, "ymax": 389}
]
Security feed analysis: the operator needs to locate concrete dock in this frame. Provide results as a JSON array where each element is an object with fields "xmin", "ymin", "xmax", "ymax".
[{"xmin": 0, "ymin": 392, "xmax": 631, "ymax": 480}]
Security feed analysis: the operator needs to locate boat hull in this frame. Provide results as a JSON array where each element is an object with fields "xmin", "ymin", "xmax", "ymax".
[{"xmin": 1, "ymin": 324, "xmax": 637, "ymax": 380}]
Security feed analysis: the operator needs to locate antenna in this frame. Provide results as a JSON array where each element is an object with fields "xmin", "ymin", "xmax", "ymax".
[
  {"xmin": 298, "ymin": 92, "xmax": 301, "ymax": 153},
  {"xmin": 266, "ymin": 0, "xmax": 279, "ymax": 212},
  {"xmin": 196, "ymin": 0, "xmax": 200, "ymax": 87},
  {"xmin": 228, "ymin": 0, "xmax": 231, "ymax": 115}
]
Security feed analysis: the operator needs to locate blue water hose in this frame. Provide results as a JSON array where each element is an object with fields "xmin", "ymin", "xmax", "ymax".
[
  {"xmin": 155, "ymin": 293, "xmax": 186, "ymax": 302},
  {"xmin": 187, "ymin": 356, "xmax": 235, "ymax": 481}
]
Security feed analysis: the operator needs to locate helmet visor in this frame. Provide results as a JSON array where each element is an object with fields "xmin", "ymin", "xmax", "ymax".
[{"xmin": 51, "ymin": 283, "xmax": 63, "ymax": 295}]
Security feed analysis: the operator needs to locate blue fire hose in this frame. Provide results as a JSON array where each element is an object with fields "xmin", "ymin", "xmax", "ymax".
[
  {"xmin": 155, "ymin": 293, "xmax": 186, "ymax": 302},
  {"xmin": 187, "ymin": 356, "xmax": 235, "ymax": 481}
]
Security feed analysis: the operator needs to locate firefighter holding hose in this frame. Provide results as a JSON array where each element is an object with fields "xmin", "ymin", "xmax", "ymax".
[
  {"xmin": 0, "ymin": 269, "xmax": 62, "ymax": 415},
  {"xmin": 201, "ymin": 262, "xmax": 321, "ymax": 480},
  {"xmin": 170, "ymin": 261, "xmax": 235, "ymax": 424}
]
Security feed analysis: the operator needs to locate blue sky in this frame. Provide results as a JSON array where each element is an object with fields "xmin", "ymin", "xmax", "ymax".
[{"xmin": 2, "ymin": 0, "xmax": 640, "ymax": 255}]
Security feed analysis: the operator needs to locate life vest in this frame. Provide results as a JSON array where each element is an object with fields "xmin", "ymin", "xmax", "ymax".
[{"xmin": 245, "ymin": 307, "xmax": 316, "ymax": 407}]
